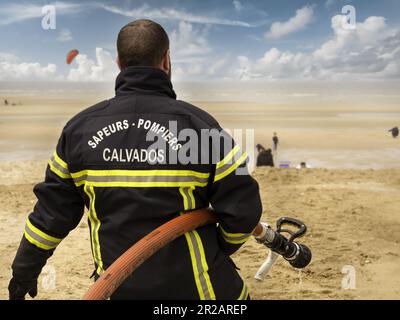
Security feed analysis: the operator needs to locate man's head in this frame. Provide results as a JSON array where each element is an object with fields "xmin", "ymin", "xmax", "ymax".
[{"xmin": 117, "ymin": 19, "xmax": 171, "ymax": 77}]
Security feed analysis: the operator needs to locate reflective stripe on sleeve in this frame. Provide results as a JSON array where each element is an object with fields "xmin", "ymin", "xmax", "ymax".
[
  {"xmin": 24, "ymin": 218, "xmax": 63, "ymax": 250},
  {"xmin": 218, "ymin": 225, "xmax": 252, "ymax": 245},
  {"xmin": 216, "ymin": 146, "xmax": 240, "ymax": 170},
  {"xmin": 214, "ymin": 150, "xmax": 248, "ymax": 183},
  {"xmin": 48, "ymin": 151, "xmax": 71, "ymax": 179}
]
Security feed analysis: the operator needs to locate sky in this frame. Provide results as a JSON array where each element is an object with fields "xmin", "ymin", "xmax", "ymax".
[{"xmin": 0, "ymin": 0, "xmax": 400, "ymax": 83}]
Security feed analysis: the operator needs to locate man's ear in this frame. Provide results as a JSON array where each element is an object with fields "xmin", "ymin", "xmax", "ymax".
[
  {"xmin": 116, "ymin": 57, "xmax": 122, "ymax": 71},
  {"xmin": 162, "ymin": 49, "xmax": 171, "ymax": 73}
]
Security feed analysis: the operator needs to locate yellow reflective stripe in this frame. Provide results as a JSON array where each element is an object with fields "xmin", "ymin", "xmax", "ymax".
[
  {"xmin": 237, "ymin": 283, "xmax": 249, "ymax": 300},
  {"xmin": 48, "ymin": 151, "xmax": 71, "ymax": 179},
  {"xmin": 24, "ymin": 231, "xmax": 55, "ymax": 250},
  {"xmin": 84, "ymin": 186, "xmax": 96, "ymax": 267},
  {"xmin": 71, "ymin": 169, "xmax": 209, "ymax": 179},
  {"xmin": 180, "ymin": 187, "xmax": 216, "ymax": 300},
  {"xmin": 24, "ymin": 218, "xmax": 63, "ymax": 250},
  {"xmin": 218, "ymin": 225, "xmax": 252, "ymax": 244},
  {"xmin": 188, "ymin": 188, "xmax": 196, "ymax": 208},
  {"xmin": 219, "ymin": 225, "xmax": 249, "ymax": 238},
  {"xmin": 48, "ymin": 160, "xmax": 71, "ymax": 179},
  {"xmin": 214, "ymin": 152, "xmax": 248, "ymax": 182},
  {"xmin": 193, "ymin": 230, "xmax": 216, "ymax": 299},
  {"xmin": 184, "ymin": 232, "xmax": 206, "ymax": 300},
  {"xmin": 53, "ymin": 151, "xmax": 68, "ymax": 169},
  {"xmin": 84, "ymin": 185, "xmax": 103, "ymax": 272},
  {"xmin": 96, "ymin": 265, "xmax": 103, "ymax": 276},
  {"xmin": 216, "ymin": 146, "xmax": 240, "ymax": 169},
  {"xmin": 179, "ymin": 187, "xmax": 190, "ymax": 210},
  {"xmin": 75, "ymin": 181, "xmax": 208, "ymax": 188},
  {"xmin": 71, "ymin": 169, "xmax": 210, "ymax": 188},
  {"xmin": 26, "ymin": 218, "xmax": 62, "ymax": 243},
  {"xmin": 219, "ymin": 236, "xmax": 251, "ymax": 245}
]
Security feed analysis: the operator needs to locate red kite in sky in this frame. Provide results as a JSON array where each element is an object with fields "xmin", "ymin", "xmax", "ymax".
[{"xmin": 66, "ymin": 49, "xmax": 79, "ymax": 64}]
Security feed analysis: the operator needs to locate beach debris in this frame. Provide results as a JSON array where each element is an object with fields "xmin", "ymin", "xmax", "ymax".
[{"xmin": 279, "ymin": 161, "xmax": 291, "ymax": 168}]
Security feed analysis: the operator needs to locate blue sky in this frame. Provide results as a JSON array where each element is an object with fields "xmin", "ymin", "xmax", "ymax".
[{"xmin": 0, "ymin": 0, "xmax": 400, "ymax": 82}]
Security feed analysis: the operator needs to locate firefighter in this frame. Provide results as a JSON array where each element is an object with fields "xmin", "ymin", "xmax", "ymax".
[{"xmin": 9, "ymin": 19, "xmax": 262, "ymax": 300}]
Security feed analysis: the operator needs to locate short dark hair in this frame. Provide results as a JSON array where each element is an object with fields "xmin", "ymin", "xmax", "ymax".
[{"xmin": 117, "ymin": 19, "xmax": 169, "ymax": 69}]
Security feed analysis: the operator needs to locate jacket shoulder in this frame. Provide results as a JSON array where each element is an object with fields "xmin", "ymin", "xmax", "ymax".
[
  {"xmin": 64, "ymin": 99, "xmax": 111, "ymax": 131},
  {"xmin": 174, "ymin": 100, "xmax": 221, "ymax": 130}
]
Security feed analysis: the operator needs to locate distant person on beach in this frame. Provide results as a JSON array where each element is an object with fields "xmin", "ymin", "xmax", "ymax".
[
  {"xmin": 389, "ymin": 127, "xmax": 399, "ymax": 138},
  {"xmin": 296, "ymin": 162, "xmax": 310, "ymax": 169},
  {"xmin": 256, "ymin": 144, "xmax": 274, "ymax": 167},
  {"xmin": 273, "ymin": 132, "xmax": 279, "ymax": 151},
  {"xmin": 4, "ymin": 99, "xmax": 8, "ymax": 106}
]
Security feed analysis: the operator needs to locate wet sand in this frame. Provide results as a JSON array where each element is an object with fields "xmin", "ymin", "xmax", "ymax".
[{"xmin": 1, "ymin": 97, "xmax": 399, "ymax": 168}]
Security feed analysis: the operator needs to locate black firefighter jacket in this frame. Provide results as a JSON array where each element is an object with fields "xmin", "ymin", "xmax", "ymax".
[{"xmin": 11, "ymin": 67, "xmax": 262, "ymax": 300}]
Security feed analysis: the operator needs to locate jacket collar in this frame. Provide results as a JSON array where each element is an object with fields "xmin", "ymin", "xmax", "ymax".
[{"xmin": 115, "ymin": 66, "xmax": 176, "ymax": 99}]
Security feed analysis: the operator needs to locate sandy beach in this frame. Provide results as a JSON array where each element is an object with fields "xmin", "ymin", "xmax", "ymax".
[
  {"xmin": 1, "ymin": 161, "xmax": 400, "ymax": 299},
  {"xmin": 0, "ymin": 93, "xmax": 400, "ymax": 299}
]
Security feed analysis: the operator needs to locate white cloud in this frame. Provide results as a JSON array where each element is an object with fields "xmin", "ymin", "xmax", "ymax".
[
  {"xmin": 234, "ymin": 55, "xmax": 263, "ymax": 80},
  {"xmin": 56, "ymin": 29, "xmax": 73, "ymax": 42},
  {"xmin": 207, "ymin": 56, "xmax": 230, "ymax": 76},
  {"xmin": 67, "ymin": 47, "xmax": 118, "ymax": 82},
  {"xmin": 170, "ymin": 21, "xmax": 211, "ymax": 59},
  {"xmin": 233, "ymin": 0, "xmax": 243, "ymax": 12},
  {"xmin": 235, "ymin": 55, "xmax": 251, "ymax": 80},
  {"xmin": 0, "ymin": 1, "xmax": 266, "ymax": 28},
  {"xmin": 312, "ymin": 15, "xmax": 397, "ymax": 79},
  {"xmin": 99, "ymin": 3, "xmax": 265, "ymax": 27},
  {"xmin": 0, "ymin": 52, "xmax": 18, "ymax": 63},
  {"xmin": 237, "ymin": 14, "xmax": 400, "ymax": 81},
  {"xmin": 171, "ymin": 66, "xmax": 185, "ymax": 82},
  {"xmin": 265, "ymin": 5, "xmax": 314, "ymax": 39},
  {"xmin": 0, "ymin": 2, "xmax": 85, "ymax": 25},
  {"xmin": 169, "ymin": 22, "xmax": 231, "ymax": 81},
  {"xmin": 0, "ymin": 52, "xmax": 58, "ymax": 80},
  {"xmin": 170, "ymin": 22, "xmax": 214, "ymax": 79}
]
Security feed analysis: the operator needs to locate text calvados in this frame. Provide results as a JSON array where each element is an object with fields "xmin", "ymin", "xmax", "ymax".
[{"xmin": 103, "ymin": 148, "xmax": 165, "ymax": 163}]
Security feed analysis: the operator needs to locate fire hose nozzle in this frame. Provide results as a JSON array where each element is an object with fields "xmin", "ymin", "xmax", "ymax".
[{"xmin": 254, "ymin": 217, "xmax": 312, "ymax": 280}]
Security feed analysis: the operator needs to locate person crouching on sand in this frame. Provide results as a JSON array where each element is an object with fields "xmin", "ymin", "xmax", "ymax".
[{"xmin": 256, "ymin": 144, "xmax": 274, "ymax": 167}]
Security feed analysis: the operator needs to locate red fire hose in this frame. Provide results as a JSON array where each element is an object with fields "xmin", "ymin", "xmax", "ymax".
[
  {"xmin": 84, "ymin": 209, "xmax": 207, "ymax": 299},
  {"xmin": 83, "ymin": 208, "xmax": 263, "ymax": 300}
]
